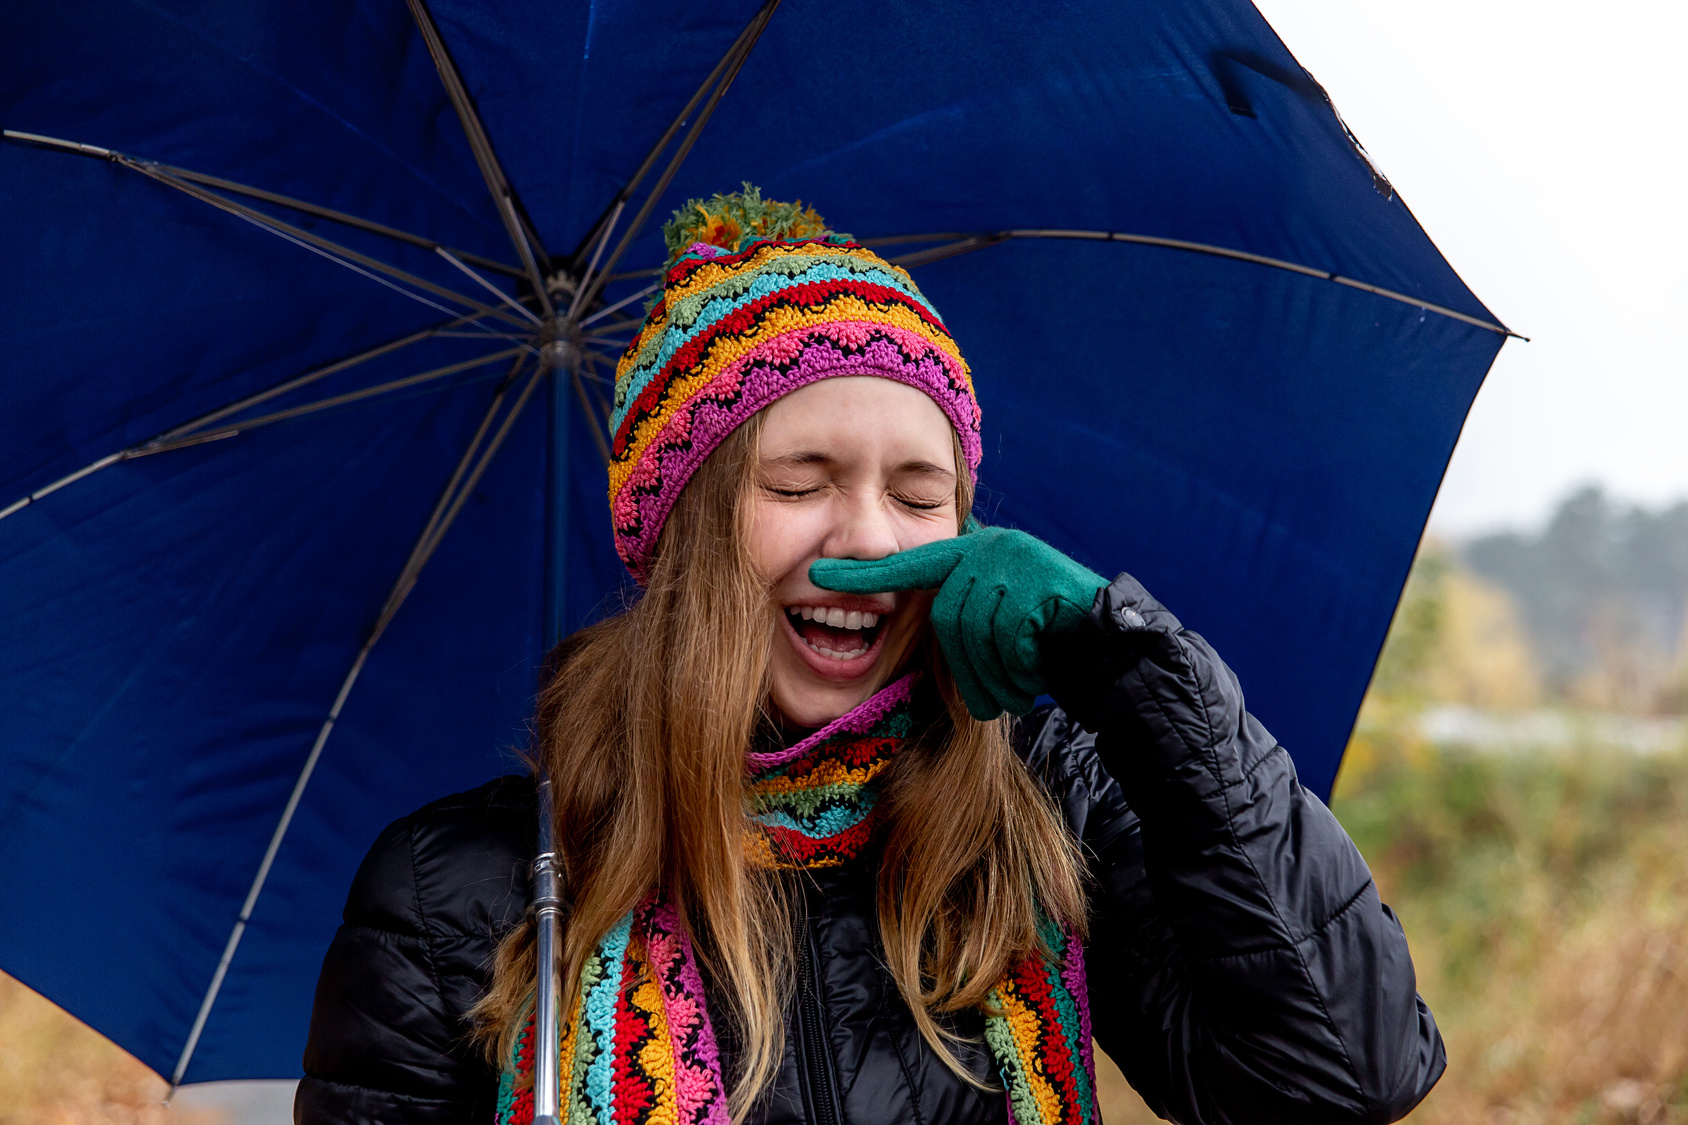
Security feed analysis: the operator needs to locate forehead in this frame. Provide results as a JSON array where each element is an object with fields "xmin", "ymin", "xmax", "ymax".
[{"xmin": 758, "ymin": 377, "xmax": 955, "ymax": 466}]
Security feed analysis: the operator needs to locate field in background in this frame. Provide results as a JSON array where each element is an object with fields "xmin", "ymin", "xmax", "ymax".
[
  {"xmin": 1096, "ymin": 539, "xmax": 1688, "ymax": 1124},
  {"xmin": 1093, "ymin": 736, "xmax": 1688, "ymax": 1125},
  {"xmin": 0, "ymin": 972, "xmax": 190, "ymax": 1125},
  {"xmin": 5, "ymin": 538, "xmax": 1687, "ymax": 1124}
]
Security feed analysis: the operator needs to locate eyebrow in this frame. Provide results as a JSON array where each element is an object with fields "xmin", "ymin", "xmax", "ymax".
[
  {"xmin": 761, "ymin": 452, "xmax": 956, "ymax": 478},
  {"xmin": 763, "ymin": 451, "xmax": 835, "ymax": 468},
  {"xmin": 891, "ymin": 459, "xmax": 956, "ymax": 478}
]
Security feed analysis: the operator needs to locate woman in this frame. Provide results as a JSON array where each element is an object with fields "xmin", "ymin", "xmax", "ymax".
[{"xmin": 297, "ymin": 189, "xmax": 1444, "ymax": 1125}]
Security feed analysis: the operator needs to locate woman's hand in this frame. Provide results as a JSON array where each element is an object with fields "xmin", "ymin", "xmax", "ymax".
[{"xmin": 809, "ymin": 525, "xmax": 1105, "ymax": 719}]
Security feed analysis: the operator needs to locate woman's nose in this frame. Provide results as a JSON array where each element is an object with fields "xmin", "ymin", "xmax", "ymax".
[{"xmin": 823, "ymin": 494, "xmax": 901, "ymax": 562}]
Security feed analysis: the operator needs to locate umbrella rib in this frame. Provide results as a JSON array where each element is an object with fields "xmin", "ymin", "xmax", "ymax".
[
  {"xmin": 381, "ymin": 363, "xmax": 548, "ymax": 618},
  {"xmin": 132, "ymin": 347, "xmax": 525, "ymax": 455},
  {"xmin": 168, "ymin": 354, "xmax": 544, "ymax": 1092},
  {"xmin": 586, "ymin": 360, "xmax": 615, "ymax": 417},
  {"xmin": 876, "ymin": 228, "xmax": 1523, "ymax": 339},
  {"xmin": 882, "ymin": 234, "xmax": 1011, "ymax": 269},
  {"xmin": 564, "ymin": 199, "xmax": 625, "ymax": 325},
  {"xmin": 0, "ymin": 317, "xmax": 497, "ymax": 524},
  {"xmin": 572, "ymin": 359, "xmax": 614, "ymax": 468},
  {"xmin": 1, "ymin": 130, "xmax": 535, "ymax": 315},
  {"xmin": 435, "ymin": 247, "xmax": 544, "ymax": 327},
  {"xmin": 561, "ymin": 0, "xmax": 781, "ymax": 273},
  {"xmin": 579, "ymin": 281, "xmax": 661, "ymax": 329},
  {"xmin": 403, "ymin": 0, "xmax": 555, "ymax": 319},
  {"xmin": 160, "ymin": 164, "xmax": 526, "ymax": 279},
  {"xmin": 155, "ymin": 316, "xmax": 513, "ymax": 440},
  {"xmin": 565, "ymin": 0, "xmax": 782, "ymax": 329},
  {"xmin": 128, "ymin": 162, "xmax": 534, "ymax": 329},
  {"xmin": 4, "ymin": 130, "xmax": 524, "ymax": 279},
  {"xmin": 587, "ymin": 316, "xmax": 648, "ymax": 336}
]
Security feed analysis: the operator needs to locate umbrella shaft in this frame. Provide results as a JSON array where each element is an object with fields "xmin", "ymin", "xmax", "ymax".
[{"xmin": 533, "ymin": 778, "xmax": 563, "ymax": 1124}]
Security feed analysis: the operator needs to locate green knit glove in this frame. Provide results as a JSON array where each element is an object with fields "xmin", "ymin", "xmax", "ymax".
[{"xmin": 809, "ymin": 526, "xmax": 1107, "ymax": 720}]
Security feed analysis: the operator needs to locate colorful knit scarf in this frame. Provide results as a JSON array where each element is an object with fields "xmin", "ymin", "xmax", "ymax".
[{"xmin": 495, "ymin": 676, "xmax": 1097, "ymax": 1125}]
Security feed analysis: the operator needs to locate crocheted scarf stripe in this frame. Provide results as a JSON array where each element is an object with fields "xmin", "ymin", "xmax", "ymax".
[
  {"xmin": 607, "ymin": 237, "xmax": 982, "ymax": 579},
  {"xmin": 749, "ymin": 731, "xmax": 903, "ymax": 868},
  {"xmin": 496, "ymin": 903, "xmax": 730, "ymax": 1125},
  {"xmin": 986, "ymin": 922, "xmax": 1099, "ymax": 1125},
  {"xmin": 496, "ymin": 676, "xmax": 1096, "ymax": 1125}
]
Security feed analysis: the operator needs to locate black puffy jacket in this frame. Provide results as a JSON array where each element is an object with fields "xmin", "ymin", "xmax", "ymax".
[{"xmin": 296, "ymin": 575, "xmax": 1445, "ymax": 1124}]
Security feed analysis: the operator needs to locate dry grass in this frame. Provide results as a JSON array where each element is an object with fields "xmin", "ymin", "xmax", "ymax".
[
  {"xmin": 0, "ymin": 973, "xmax": 224, "ymax": 1125},
  {"xmin": 1089, "ymin": 739, "xmax": 1688, "ymax": 1125},
  {"xmin": 1338, "ymin": 724, "xmax": 1688, "ymax": 1125},
  {"xmin": 1095, "ymin": 1045, "xmax": 1163, "ymax": 1124}
]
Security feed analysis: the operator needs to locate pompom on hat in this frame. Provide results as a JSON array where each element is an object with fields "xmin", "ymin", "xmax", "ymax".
[{"xmin": 607, "ymin": 185, "xmax": 982, "ymax": 582}]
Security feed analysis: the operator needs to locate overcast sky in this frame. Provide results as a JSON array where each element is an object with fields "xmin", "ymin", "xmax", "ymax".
[{"xmin": 1251, "ymin": 0, "xmax": 1688, "ymax": 536}]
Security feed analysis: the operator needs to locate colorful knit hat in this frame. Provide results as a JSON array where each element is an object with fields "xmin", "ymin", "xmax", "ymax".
[{"xmin": 608, "ymin": 186, "xmax": 982, "ymax": 581}]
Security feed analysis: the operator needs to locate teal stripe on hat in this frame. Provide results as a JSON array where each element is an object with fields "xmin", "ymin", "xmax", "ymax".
[{"xmin": 611, "ymin": 255, "xmax": 938, "ymax": 426}]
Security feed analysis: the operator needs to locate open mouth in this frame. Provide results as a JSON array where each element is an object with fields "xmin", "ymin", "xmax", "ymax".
[{"xmin": 783, "ymin": 604, "xmax": 886, "ymax": 663}]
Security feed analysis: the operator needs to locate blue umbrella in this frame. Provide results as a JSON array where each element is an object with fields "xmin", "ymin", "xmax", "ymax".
[{"xmin": 0, "ymin": 0, "xmax": 1511, "ymax": 1090}]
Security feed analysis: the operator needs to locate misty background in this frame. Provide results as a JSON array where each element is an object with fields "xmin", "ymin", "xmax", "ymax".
[{"xmin": 5, "ymin": 2, "xmax": 1686, "ymax": 1123}]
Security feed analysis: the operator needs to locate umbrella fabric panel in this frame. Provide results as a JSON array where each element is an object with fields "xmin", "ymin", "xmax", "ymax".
[
  {"xmin": 552, "ymin": 395, "xmax": 641, "ymax": 635},
  {"xmin": 177, "ymin": 397, "xmax": 554, "ymax": 1082},
  {"xmin": 0, "ymin": 0, "xmax": 504, "ymax": 257},
  {"xmin": 169, "ymin": 388, "xmax": 619, "ymax": 1081},
  {"xmin": 0, "ymin": 0, "xmax": 532, "ymax": 502},
  {"xmin": 0, "ymin": 0, "xmax": 1505, "ymax": 1087},
  {"xmin": 419, "ymin": 0, "xmax": 767, "ymax": 257},
  {"xmin": 436, "ymin": 0, "xmax": 1488, "ymax": 321},
  {"xmin": 0, "ymin": 383, "xmax": 547, "ymax": 1079},
  {"xmin": 0, "ymin": 142, "xmax": 470, "ymax": 499}
]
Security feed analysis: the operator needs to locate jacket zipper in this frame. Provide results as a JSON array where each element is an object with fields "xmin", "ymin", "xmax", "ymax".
[{"xmin": 793, "ymin": 893, "xmax": 843, "ymax": 1125}]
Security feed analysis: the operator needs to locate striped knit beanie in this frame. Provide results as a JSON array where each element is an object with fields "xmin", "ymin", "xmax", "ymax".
[{"xmin": 607, "ymin": 186, "xmax": 982, "ymax": 582}]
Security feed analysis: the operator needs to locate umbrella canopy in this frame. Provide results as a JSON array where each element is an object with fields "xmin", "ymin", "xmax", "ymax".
[{"xmin": 0, "ymin": 0, "xmax": 1509, "ymax": 1086}]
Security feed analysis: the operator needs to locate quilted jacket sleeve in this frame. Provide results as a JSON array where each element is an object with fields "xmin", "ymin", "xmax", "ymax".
[
  {"xmin": 295, "ymin": 777, "xmax": 532, "ymax": 1125},
  {"xmin": 1030, "ymin": 573, "xmax": 1445, "ymax": 1125}
]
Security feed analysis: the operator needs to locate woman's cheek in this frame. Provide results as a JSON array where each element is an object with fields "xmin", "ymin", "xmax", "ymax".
[
  {"xmin": 745, "ymin": 500, "xmax": 789, "ymax": 584},
  {"xmin": 898, "ymin": 508, "xmax": 960, "ymax": 552},
  {"xmin": 749, "ymin": 500, "xmax": 823, "ymax": 584}
]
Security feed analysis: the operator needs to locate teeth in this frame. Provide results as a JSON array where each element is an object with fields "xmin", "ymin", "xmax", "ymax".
[
  {"xmin": 805, "ymin": 639, "xmax": 864, "ymax": 661},
  {"xmin": 785, "ymin": 606, "xmax": 884, "ymax": 632}
]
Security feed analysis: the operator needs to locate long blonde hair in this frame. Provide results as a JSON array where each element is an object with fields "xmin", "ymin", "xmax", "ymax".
[{"xmin": 472, "ymin": 413, "xmax": 1087, "ymax": 1117}]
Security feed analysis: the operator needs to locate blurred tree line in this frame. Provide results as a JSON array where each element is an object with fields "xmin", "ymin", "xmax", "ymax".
[
  {"xmin": 1462, "ymin": 486, "xmax": 1688, "ymax": 713},
  {"xmin": 1318, "ymin": 499, "xmax": 1688, "ymax": 1125}
]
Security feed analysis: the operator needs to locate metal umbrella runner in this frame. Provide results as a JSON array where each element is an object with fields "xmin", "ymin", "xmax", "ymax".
[{"xmin": 0, "ymin": 0, "xmax": 1511, "ymax": 1092}]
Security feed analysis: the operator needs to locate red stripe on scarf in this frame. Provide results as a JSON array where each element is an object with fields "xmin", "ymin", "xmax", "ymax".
[{"xmin": 1007, "ymin": 956, "xmax": 1084, "ymax": 1121}]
